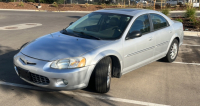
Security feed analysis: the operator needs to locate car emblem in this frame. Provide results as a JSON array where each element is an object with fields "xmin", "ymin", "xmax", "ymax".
[{"xmin": 20, "ymin": 57, "xmax": 28, "ymax": 64}]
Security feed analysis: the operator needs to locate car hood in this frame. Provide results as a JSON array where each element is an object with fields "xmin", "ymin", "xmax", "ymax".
[{"xmin": 21, "ymin": 32, "xmax": 111, "ymax": 61}]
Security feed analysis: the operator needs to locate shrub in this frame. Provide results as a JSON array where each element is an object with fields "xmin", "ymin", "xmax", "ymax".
[
  {"xmin": 52, "ymin": 2, "xmax": 58, "ymax": 8},
  {"xmin": 85, "ymin": 3, "xmax": 89, "ymax": 8},
  {"xmin": 18, "ymin": 2, "xmax": 24, "ymax": 7},
  {"xmin": 101, "ymin": 3, "xmax": 106, "ymax": 8},
  {"xmin": 161, "ymin": 9, "xmax": 170, "ymax": 16},
  {"xmin": 195, "ymin": 19, "xmax": 200, "ymax": 29},
  {"xmin": 190, "ymin": 17, "xmax": 200, "ymax": 29},
  {"xmin": 175, "ymin": 18, "xmax": 183, "ymax": 22},
  {"xmin": 146, "ymin": 6, "xmax": 154, "ymax": 10},
  {"xmin": 185, "ymin": 7, "xmax": 196, "ymax": 18}
]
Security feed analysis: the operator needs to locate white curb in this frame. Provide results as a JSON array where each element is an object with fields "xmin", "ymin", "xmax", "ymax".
[
  {"xmin": 0, "ymin": 9, "xmax": 47, "ymax": 12},
  {"xmin": 52, "ymin": 11, "xmax": 92, "ymax": 13},
  {"xmin": 184, "ymin": 31, "xmax": 200, "ymax": 37}
]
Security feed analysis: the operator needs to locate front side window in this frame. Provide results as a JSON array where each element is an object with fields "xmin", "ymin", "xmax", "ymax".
[
  {"xmin": 129, "ymin": 14, "xmax": 150, "ymax": 35},
  {"xmin": 65, "ymin": 12, "xmax": 132, "ymax": 40},
  {"xmin": 150, "ymin": 14, "xmax": 169, "ymax": 30}
]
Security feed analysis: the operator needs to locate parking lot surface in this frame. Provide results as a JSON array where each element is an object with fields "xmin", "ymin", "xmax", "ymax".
[{"xmin": 0, "ymin": 11, "xmax": 200, "ymax": 106}]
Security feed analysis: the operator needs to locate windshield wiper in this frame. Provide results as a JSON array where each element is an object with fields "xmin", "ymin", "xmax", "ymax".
[
  {"xmin": 73, "ymin": 31, "xmax": 101, "ymax": 40},
  {"xmin": 61, "ymin": 29, "xmax": 81, "ymax": 37},
  {"xmin": 60, "ymin": 29, "xmax": 68, "ymax": 34}
]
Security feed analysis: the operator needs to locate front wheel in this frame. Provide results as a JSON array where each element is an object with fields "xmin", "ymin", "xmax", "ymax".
[
  {"xmin": 92, "ymin": 57, "xmax": 112, "ymax": 93},
  {"xmin": 163, "ymin": 39, "xmax": 179, "ymax": 62}
]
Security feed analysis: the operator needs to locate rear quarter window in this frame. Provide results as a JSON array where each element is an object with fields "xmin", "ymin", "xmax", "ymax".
[{"xmin": 150, "ymin": 14, "xmax": 169, "ymax": 31}]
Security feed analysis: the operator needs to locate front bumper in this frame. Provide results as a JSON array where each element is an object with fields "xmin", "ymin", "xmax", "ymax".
[{"xmin": 13, "ymin": 52, "xmax": 95, "ymax": 90}]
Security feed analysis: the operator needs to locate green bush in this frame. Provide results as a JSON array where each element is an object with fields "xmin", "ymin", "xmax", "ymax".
[
  {"xmin": 185, "ymin": 7, "xmax": 196, "ymax": 18},
  {"xmin": 85, "ymin": 3, "xmax": 89, "ymax": 8},
  {"xmin": 175, "ymin": 18, "xmax": 183, "ymax": 22},
  {"xmin": 18, "ymin": 1, "xmax": 24, "ymax": 7},
  {"xmin": 161, "ymin": 9, "xmax": 170, "ymax": 16},
  {"xmin": 146, "ymin": 6, "xmax": 154, "ymax": 10},
  {"xmin": 191, "ymin": 17, "xmax": 200, "ymax": 29},
  {"xmin": 101, "ymin": 3, "xmax": 106, "ymax": 8},
  {"xmin": 52, "ymin": 2, "xmax": 58, "ymax": 7}
]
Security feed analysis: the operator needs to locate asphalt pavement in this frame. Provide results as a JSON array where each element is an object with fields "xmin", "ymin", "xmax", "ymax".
[{"xmin": 0, "ymin": 11, "xmax": 200, "ymax": 106}]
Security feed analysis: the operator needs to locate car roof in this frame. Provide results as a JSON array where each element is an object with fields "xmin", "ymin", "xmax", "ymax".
[
  {"xmin": 94, "ymin": 8, "xmax": 174, "ymax": 25},
  {"xmin": 94, "ymin": 8, "xmax": 159, "ymax": 16}
]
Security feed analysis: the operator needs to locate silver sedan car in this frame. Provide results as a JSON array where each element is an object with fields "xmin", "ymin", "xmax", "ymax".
[{"xmin": 14, "ymin": 9, "xmax": 183, "ymax": 93}]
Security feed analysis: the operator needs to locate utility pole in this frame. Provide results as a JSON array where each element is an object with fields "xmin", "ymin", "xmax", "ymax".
[
  {"xmin": 124, "ymin": 0, "xmax": 125, "ymax": 8},
  {"xmin": 161, "ymin": 0, "xmax": 162, "ymax": 9},
  {"xmin": 38, "ymin": 0, "xmax": 40, "ymax": 6}
]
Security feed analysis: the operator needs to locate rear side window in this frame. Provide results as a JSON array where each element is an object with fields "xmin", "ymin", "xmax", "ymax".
[
  {"xmin": 129, "ymin": 14, "xmax": 150, "ymax": 35},
  {"xmin": 150, "ymin": 14, "xmax": 169, "ymax": 30}
]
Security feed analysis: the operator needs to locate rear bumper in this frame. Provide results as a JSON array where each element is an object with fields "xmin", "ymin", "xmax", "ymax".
[{"xmin": 13, "ymin": 52, "xmax": 95, "ymax": 90}]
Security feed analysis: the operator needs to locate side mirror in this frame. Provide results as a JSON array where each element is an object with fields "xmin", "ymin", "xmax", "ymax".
[
  {"xmin": 126, "ymin": 31, "xmax": 142, "ymax": 40},
  {"xmin": 69, "ymin": 22, "xmax": 74, "ymax": 26}
]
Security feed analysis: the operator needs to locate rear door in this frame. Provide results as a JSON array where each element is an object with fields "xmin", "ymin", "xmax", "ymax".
[{"xmin": 149, "ymin": 13, "xmax": 173, "ymax": 57}]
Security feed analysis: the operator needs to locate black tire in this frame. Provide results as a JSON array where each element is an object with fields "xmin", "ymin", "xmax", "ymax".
[
  {"xmin": 91, "ymin": 57, "xmax": 112, "ymax": 93},
  {"xmin": 163, "ymin": 39, "xmax": 179, "ymax": 62}
]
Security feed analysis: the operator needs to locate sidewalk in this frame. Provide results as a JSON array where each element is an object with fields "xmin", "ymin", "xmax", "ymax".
[{"xmin": 184, "ymin": 31, "xmax": 200, "ymax": 37}]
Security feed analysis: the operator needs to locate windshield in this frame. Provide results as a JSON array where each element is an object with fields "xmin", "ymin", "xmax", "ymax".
[{"xmin": 65, "ymin": 12, "xmax": 132, "ymax": 40}]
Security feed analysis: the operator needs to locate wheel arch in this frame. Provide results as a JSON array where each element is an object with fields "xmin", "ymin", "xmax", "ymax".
[
  {"xmin": 166, "ymin": 34, "xmax": 181, "ymax": 53},
  {"xmin": 85, "ymin": 50, "xmax": 123, "ymax": 88},
  {"xmin": 91, "ymin": 50, "xmax": 123, "ymax": 78}
]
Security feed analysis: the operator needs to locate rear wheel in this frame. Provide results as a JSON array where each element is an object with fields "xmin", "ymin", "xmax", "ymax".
[
  {"xmin": 163, "ymin": 39, "xmax": 179, "ymax": 62},
  {"xmin": 91, "ymin": 57, "xmax": 112, "ymax": 93}
]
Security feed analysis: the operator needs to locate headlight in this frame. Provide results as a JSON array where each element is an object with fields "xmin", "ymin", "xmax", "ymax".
[{"xmin": 51, "ymin": 57, "xmax": 86, "ymax": 69}]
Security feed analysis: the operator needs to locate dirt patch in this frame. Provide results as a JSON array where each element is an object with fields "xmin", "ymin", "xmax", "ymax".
[
  {"xmin": 171, "ymin": 17, "xmax": 200, "ymax": 31},
  {"xmin": 0, "ymin": 2, "xmax": 121, "ymax": 11},
  {"xmin": 2, "ymin": 2, "xmax": 199, "ymax": 12}
]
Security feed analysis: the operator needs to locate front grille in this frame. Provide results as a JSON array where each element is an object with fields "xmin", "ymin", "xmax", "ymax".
[
  {"xmin": 16, "ymin": 66, "xmax": 50, "ymax": 85},
  {"xmin": 30, "ymin": 72, "xmax": 50, "ymax": 85}
]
